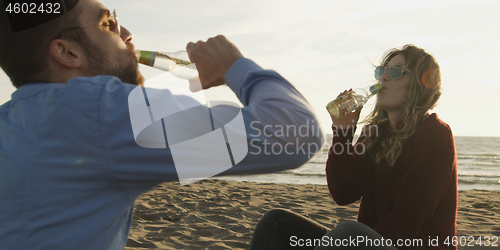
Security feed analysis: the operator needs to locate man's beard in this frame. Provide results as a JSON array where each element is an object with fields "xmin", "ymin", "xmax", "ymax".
[{"xmin": 80, "ymin": 38, "xmax": 144, "ymax": 86}]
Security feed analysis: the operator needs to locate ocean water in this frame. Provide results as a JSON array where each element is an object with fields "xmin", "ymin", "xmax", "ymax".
[{"xmin": 214, "ymin": 136, "xmax": 500, "ymax": 190}]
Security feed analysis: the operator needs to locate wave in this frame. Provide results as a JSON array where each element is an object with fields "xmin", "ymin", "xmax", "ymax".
[
  {"xmin": 458, "ymin": 173, "xmax": 500, "ymax": 178},
  {"xmin": 452, "ymin": 173, "xmax": 499, "ymax": 185},
  {"xmin": 307, "ymin": 161, "xmax": 328, "ymax": 164},
  {"xmin": 457, "ymin": 155, "xmax": 499, "ymax": 160},
  {"xmin": 458, "ymin": 179, "xmax": 500, "ymax": 185},
  {"xmin": 289, "ymin": 170, "xmax": 326, "ymax": 177},
  {"xmin": 471, "ymin": 162, "xmax": 500, "ymax": 167}
]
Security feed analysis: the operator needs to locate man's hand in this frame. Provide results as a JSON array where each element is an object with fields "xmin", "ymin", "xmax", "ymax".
[{"xmin": 186, "ymin": 35, "xmax": 243, "ymax": 89}]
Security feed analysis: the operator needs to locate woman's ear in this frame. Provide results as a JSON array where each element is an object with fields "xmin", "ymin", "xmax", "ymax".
[{"xmin": 48, "ymin": 39, "xmax": 83, "ymax": 68}]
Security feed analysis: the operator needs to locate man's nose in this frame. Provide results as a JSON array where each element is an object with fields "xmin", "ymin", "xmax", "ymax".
[{"xmin": 120, "ymin": 26, "xmax": 133, "ymax": 43}]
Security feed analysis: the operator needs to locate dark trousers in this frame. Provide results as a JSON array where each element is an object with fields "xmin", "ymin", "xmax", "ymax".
[{"xmin": 249, "ymin": 209, "xmax": 397, "ymax": 250}]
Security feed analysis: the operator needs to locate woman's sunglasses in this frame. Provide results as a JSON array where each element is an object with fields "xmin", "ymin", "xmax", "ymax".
[{"xmin": 374, "ymin": 65, "xmax": 411, "ymax": 80}]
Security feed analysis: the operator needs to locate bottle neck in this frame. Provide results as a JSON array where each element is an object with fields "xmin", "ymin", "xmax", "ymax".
[{"xmin": 367, "ymin": 83, "xmax": 383, "ymax": 97}]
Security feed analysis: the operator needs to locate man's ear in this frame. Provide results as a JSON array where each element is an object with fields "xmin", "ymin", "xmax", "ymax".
[{"xmin": 48, "ymin": 39, "xmax": 83, "ymax": 68}]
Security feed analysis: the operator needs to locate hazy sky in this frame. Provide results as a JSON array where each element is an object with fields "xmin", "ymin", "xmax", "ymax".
[{"xmin": 1, "ymin": 0, "xmax": 499, "ymax": 136}]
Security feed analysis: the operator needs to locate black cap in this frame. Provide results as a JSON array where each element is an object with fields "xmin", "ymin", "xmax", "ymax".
[{"xmin": 3, "ymin": 0, "xmax": 80, "ymax": 33}]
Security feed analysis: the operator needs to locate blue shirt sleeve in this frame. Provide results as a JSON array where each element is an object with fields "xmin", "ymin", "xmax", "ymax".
[{"xmin": 97, "ymin": 58, "xmax": 323, "ymax": 195}]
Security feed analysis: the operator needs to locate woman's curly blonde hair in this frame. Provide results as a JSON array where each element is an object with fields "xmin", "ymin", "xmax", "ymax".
[{"xmin": 362, "ymin": 44, "xmax": 442, "ymax": 166}]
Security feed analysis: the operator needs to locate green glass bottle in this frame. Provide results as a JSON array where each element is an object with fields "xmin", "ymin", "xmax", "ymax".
[{"xmin": 326, "ymin": 83, "xmax": 383, "ymax": 118}]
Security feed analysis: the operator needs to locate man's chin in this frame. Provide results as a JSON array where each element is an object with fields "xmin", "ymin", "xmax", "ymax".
[
  {"xmin": 124, "ymin": 72, "xmax": 144, "ymax": 87},
  {"xmin": 119, "ymin": 64, "xmax": 144, "ymax": 86}
]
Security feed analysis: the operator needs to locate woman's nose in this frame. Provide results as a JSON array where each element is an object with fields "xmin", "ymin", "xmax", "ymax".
[{"xmin": 381, "ymin": 68, "xmax": 391, "ymax": 83}]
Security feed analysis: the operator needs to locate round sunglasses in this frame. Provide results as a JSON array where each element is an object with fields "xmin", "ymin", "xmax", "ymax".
[{"xmin": 374, "ymin": 65, "xmax": 411, "ymax": 80}]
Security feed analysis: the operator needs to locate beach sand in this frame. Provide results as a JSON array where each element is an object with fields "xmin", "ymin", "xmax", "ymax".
[{"xmin": 125, "ymin": 179, "xmax": 500, "ymax": 249}]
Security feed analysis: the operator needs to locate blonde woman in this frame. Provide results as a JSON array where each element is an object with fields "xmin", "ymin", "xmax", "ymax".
[{"xmin": 249, "ymin": 45, "xmax": 457, "ymax": 250}]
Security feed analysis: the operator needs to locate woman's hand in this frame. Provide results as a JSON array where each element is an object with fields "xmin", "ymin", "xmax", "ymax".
[{"xmin": 328, "ymin": 89, "xmax": 363, "ymax": 130}]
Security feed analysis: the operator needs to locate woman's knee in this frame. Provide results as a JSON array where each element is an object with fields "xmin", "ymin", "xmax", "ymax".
[
  {"xmin": 335, "ymin": 221, "xmax": 368, "ymax": 231},
  {"xmin": 326, "ymin": 221, "xmax": 386, "ymax": 242},
  {"xmin": 260, "ymin": 208, "xmax": 291, "ymax": 222}
]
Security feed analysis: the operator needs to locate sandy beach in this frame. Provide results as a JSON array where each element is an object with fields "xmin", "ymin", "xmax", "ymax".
[{"xmin": 125, "ymin": 179, "xmax": 500, "ymax": 249}]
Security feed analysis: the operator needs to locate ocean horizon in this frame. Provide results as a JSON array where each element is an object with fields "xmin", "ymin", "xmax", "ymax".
[{"xmin": 214, "ymin": 136, "xmax": 500, "ymax": 191}]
